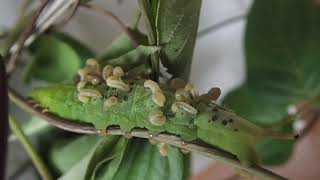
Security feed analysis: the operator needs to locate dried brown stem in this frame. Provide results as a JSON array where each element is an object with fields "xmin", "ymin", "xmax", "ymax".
[
  {"xmin": 81, "ymin": 3, "xmax": 138, "ymax": 47},
  {"xmin": 6, "ymin": 0, "xmax": 50, "ymax": 75},
  {"xmin": 52, "ymin": 0, "xmax": 80, "ymax": 29},
  {"xmin": 8, "ymin": 87, "xmax": 287, "ymax": 180}
]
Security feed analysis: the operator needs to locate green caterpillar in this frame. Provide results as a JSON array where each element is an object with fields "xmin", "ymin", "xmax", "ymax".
[{"xmin": 30, "ymin": 60, "xmax": 293, "ymax": 165}]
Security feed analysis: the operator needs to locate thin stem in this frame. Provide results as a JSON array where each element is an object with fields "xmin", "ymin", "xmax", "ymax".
[
  {"xmin": 138, "ymin": 0, "xmax": 159, "ymax": 78},
  {"xmin": 19, "ymin": 0, "xmax": 34, "ymax": 17},
  {"xmin": 80, "ymin": 3, "xmax": 138, "ymax": 47},
  {"xmin": 6, "ymin": 0, "xmax": 50, "ymax": 75},
  {"xmin": 8, "ymin": 118, "xmax": 51, "ymax": 142},
  {"xmin": 52, "ymin": 0, "xmax": 80, "ymax": 29},
  {"xmin": 8, "ymin": 87, "xmax": 287, "ymax": 180},
  {"xmin": 197, "ymin": 14, "xmax": 246, "ymax": 39},
  {"xmin": 132, "ymin": 9, "xmax": 142, "ymax": 30},
  {"xmin": 9, "ymin": 116, "xmax": 53, "ymax": 180}
]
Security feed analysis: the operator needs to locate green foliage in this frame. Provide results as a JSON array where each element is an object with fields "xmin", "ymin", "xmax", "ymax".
[
  {"xmin": 58, "ymin": 136, "xmax": 124, "ymax": 180},
  {"xmin": 9, "ymin": 117, "xmax": 51, "ymax": 142},
  {"xmin": 51, "ymin": 31, "xmax": 95, "ymax": 65},
  {"xmin": 50, "ymin": 135, "xmax": 102, "ymax": 174},
  {"xmin": 139, "ymin": 0, "xmax": 202, "ymax": 79},
  {"xmin": 99, "ymin": 29, "xmax": 148, "ymax": 61},
  {"xmin": 255, "ymin": 139, "xmax": 293, "ymax": 166},
  {"xmin": 17, "ymin": 0, "xmax": 320, "ymax": 177},
  {"xmin": 50, "ymin": 136, "xmax": 187, "ymax": 180},
  {"xmin": 223, "ymin": 0, "xmax": 320, "ymax": 165},
  {"xmin": 24, "ymin": 35, "xmax": 88, "ymax": 83},
  {"xmin": 110, "ymin": 139, "xmax": 186, "ymax": 180},
  {"xmin": 102, "ymin": 45, "xmax": 160, "ymax": 71},
  {"xmin": 224, "ymin": 0, "xmax": 320, "ymax": 127}
]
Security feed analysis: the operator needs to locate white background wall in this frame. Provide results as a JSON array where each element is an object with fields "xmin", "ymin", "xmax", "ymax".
[{"xmin": 0, "ymin": 0, "xmax": 252, "ymax": 178}]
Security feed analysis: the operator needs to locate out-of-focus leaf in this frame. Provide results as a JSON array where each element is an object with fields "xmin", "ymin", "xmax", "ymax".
[
  {"xmin": 52, "ymin": 137, "xmax": 187, "ymax": 180},
  {"xmin": 103, "ymin": 45, "xmax": 160, "ymax": 71},
  {"xmin": 24, "ymin": 35, "xmax": 81, "ymax": 83},
  {"xmin": 225, "ymin": 0, "xmax": 320, "ymax": 127},
  {"xmin": 223, "ymin": 0, "xmax": 320, "ymax": 165},
  {"xmin": 108, "ymin": 139, "xmax": 187, "ymax": 180},
  {"xmin": 89, "ymin": 138, "xmax": 128, "ymax": 180},
  {"xmin": 255, "ymin": 139, "xmax": 293, "ymax": 165},
  {"xmin": 52, "ymin": 31, "xmax": 95, "ymax": 64},
  {"xmin": 80, "ymin": 0, "xmax": 92, "ymax": 4},
  {"xmin": 139, "ymin": 0, "xmax": 202, "ymax": 79},
  {"xmin": 0, "ymin": 12, "xmax": 33, "ymax": 56},
  {"xmin": 9, "ymin": 117, "xmax": 51, "ymax": 142},
  {"xmin": 99, "ymin": 29, "xmax": 148, "ymax": 61},
  {"xmin": 58, "ymin": 136, "xmax": 126, "ymax": 180},
  {"xmin": 50, "ymin": 135, "xmax": 101, "ymax": 174}
]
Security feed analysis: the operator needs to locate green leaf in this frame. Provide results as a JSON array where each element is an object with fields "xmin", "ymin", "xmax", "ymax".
[
  {"xmin": 103, "ymin": 45, "xmax": 160, "ymax": 71},
  {"xmin": 223, "ymin": 0, "xmax": 320, "ymax": 165},
  {"xmin": 109, "ymin": 139, "xmax": 187, "ymax": 180},
  {"xmin": 0, "ymin": 12, "xmax": 33, "ymax": 56},
  {"xmin": 24, "ymin": 35, "xmax": 82, "ymax": 83},
  {"xmin": 50, "ymin": 135, "xmax": 101, "ymax": 174},
  {"xmin": 141, "ymin": 0, "xmax": 202, "ymax": 79},
  {"xmin": 58, "ymin": 136, "xmax": 126, "ymax": 180},
  {"xmin": 9, "ymin": 117, "xmax": 51, "ymax": 142},
  {"xmin": 51, "ymin": 31, "xmax": 95, "ymax": 65},
  {"xmin": 99, "ymin": 29, "xmax": 148, "ymax": 61},
  {"xmin": 225, "ymin": 0, "xmax": 320, "ymax": 126},
  {"xmin": 255, "ymin": 139, "xmax": 294, "ymax": 166}
]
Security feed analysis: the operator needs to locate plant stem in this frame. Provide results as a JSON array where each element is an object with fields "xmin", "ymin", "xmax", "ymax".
[
  {"xmin": 138, "ymin": 0, "xmax": 160, "ymax": 78},
  {"xmin": 6, "ymin": 0, "xmax": 49, "ymax": 75},
  {"xmin": 53, "ymin": 0, "xmax": 80, "ymax": 29},
  {"xmin": 197, "ymin": 14, "xmax": 246, "ymax": 39},
  {"xmin": 9, "ymin": 116, "xmax": 53, "ymax": 180},
  {"xmin": 132, "ymin": 9, "xmax": 142, "ymax": 30},
  {"xmin": 80, "ymin": 3, "xmax": 138, "ymax": 47}
]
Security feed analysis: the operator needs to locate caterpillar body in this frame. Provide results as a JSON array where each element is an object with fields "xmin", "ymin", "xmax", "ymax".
[{"xmin": 30, "ymin": 62, "xmax": 293, "ymax": 165}]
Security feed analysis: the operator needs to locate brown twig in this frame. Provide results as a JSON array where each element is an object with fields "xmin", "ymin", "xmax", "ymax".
[
  {"xmin": 19, "ymin": 0, "xmax": 33, "ymax": 17},
  {"xmin": 0, "ymin": 55, "xmax": 8, "ymax": 180},
  {"xmin": 80, "ymin": 3, "xmax": 138, "ymax": 47},
  {"xmin": 197, "ymin": 14, "xmax": 246, "ymax": 39},
  {"xmin": 52, "ymin": 0, "xmax": 80, "ymax": 29},
  {"xmin": 8, "ymin": 87, "xmax": 287, "ymax": 180},
  {"xmin": 6, "ymin": 0, "xmax": 50, "ymax": 75}
]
